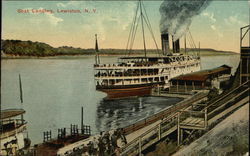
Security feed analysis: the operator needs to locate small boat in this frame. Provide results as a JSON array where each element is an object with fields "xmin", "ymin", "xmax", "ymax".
[
  {"xmin": 94, "ymin": 0, "xmax": 201, "ymax": 99},
  {"xmin": 0, "ymin": 109, "xmax": 31, "ymax": 155}
]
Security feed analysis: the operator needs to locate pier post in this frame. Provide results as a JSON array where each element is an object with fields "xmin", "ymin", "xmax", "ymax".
[
  {"xmin": 184, "ymin": 82, "xmax": 187, "ymax": 93},
  {"xmin": 21, "ymin": 114, "xmax": 24, "ymax": 125},
  {"xmin": 180, "ymin": 129, "xmax": 183, "ymax": 143},
  {"xmin": 177, "ymin": 81, "xmax": 179, "ymax": 93},
  {"xmin": 139, "ymin": 137, "xmax": 142, "ymax": 156},
  {"xmin": 204, "ymin": 108, "xmax": 208, "ymax": 129},
  {"xmin": 158, "ymin": 123, "xmax": 161, "ymax": 140},
  {"xmin": 177, "ymin": 112, "xmax": 180, "ymax": 146},
  {"xmin": 81, "ymin": 107, "xmax": 84, "ymax": 134},
  {"xmin": 158, "ymin": 85, "xmax": 160, "ymax": 95},
  {"xmin": 169, "ymin": 81, "xmax": 171, "ymax": 93}
]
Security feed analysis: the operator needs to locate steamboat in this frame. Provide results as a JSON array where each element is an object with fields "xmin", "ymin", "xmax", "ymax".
[
  {"xmin": 0, "ymin": 109, "xmax": 30, "ymax": 155},
  {"xmin": 94, "ymin": 1, "xmax": 201, "ymax": 99}
]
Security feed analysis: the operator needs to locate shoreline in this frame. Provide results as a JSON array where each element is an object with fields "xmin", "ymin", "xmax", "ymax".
[{"xmin": 1, "ymin": 52, "xmax": 239, "ymax": 59}]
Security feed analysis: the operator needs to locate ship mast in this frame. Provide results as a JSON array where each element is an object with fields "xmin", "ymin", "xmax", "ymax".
[
  {"xmin": 126, "ymin": 0, "xmax": 160, "ymax": 58},
  {"xmin": 139, "ymin": 0, "xmax": 147, "ymax": 58}
]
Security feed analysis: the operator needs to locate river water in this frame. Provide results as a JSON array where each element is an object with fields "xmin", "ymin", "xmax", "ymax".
[{"xmin": 1, "ymin": 54, "xmax": 240, "ymax": 144}]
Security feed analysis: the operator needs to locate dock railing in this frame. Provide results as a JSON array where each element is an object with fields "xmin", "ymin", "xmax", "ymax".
[
  {"xmin": 202, "ymin": 80, "xmax": 249, "ymax": 119},
  {"xmin": 206, "ymin": 81, "xmax": 249, "ymax": 121},
  {"xmin": 123, "ymin": 90, "xmax": 209, "ymax": 135},
  {"xmin": 121, "ymin": 113, "xmax": 179, "ymax": 156}
]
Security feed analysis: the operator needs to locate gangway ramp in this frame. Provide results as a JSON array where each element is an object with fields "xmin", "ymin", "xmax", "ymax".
[
  {"xmin": 120, "ymin": 81, "xmax": 249, "ymax": 156},
  {"xmin": 177, "ymin": 80, "xmax": 249, "ymax": 145}
]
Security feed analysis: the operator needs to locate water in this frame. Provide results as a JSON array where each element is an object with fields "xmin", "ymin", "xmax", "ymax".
[
  {"xmin": 1, "ymin": 54, "xmax": 240, "ymax": 144},
  {"xmin": 200, "ymin": 55, "xmax": 240, "ymax": 74},
  {"xmin": 96, "ymin": 96, "xmax": 183, "ymax": 132}
]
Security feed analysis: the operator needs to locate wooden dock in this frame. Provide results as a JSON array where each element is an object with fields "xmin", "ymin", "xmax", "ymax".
[{"xmin": 120, "ymin": 80, "xmax": 249, "ymax": 156}]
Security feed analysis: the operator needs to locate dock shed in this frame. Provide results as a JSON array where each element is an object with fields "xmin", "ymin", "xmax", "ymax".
[{"xmin": 169, "ymin": 65, "xmax": 232, "ymax": 93}]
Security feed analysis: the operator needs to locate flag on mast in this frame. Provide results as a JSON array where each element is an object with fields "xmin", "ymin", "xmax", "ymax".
[
  {"xmin": 95, "ymin": 34, "xmax": 99, "ymax": 52},
  {"xmin": 95, "ymin": 34, "xmax": 100, "ymax": 64}
]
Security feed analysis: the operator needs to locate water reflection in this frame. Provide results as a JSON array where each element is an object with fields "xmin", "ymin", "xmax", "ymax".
[{"xmin": 95, "ymin": 96, "xmax": 183, "ymax": 132}]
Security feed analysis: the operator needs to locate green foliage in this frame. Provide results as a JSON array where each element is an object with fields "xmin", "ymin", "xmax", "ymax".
[
  {"xmin": 2, "ymin": 40, "xmax": 57, "ymax": 56},
  {"xmin": 1, "ymin": 40, "xmax": 93, "ymax": 56},
  {"xmin": 1, "ymin": 39, "xmax": 238, "ymax": 57}
]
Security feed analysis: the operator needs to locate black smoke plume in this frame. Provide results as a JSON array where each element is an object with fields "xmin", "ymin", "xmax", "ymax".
[{"xmin": 159, "ymin": 0, "xmax": 211, "ymax": 41}]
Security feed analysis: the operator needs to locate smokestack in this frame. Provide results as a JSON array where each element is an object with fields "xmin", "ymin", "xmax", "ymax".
[
  {"xmin": 172, "ymin": 35, "xmax": 180, "ymax": 53},
  {"xmin": 172, "ymin": 36, "xmax": 180, "ymax": 53},
  {"xmin": 175, "ymin": 39, "xmax": 180, "ymax": 53},
  {"xmin": 161, "ymin": 33, "xmax": 170, "ymax": 55}
]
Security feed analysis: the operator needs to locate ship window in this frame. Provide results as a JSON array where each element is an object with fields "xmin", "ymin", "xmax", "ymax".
[
  {"xmin": 160, "ymin": 77, "xmax": 164, "ymax": 81},
  {"xmin": 179, "ymin": 81, "xmax": 185, "ymax": 85},
  {"xmin": 148, "ymin": 58, "xmax": 158, "ymax": 62},
  {"xmin": 142, "ymin": 78, "xmax": 147, "ymax": 82},
  {"xmin": 2, "ymin": 122, "xmax": 15, "ymax": 131},
  {"xmin": 163, "ymin": 58, "xmax": 170, "ymax": 63},
  {"xmin": 186, "ymin": 81, "xmax": 192, "ymax": 85},
  {"xmin": 172, "ymin": 81, "xmax": 177, "ymax": 85}
]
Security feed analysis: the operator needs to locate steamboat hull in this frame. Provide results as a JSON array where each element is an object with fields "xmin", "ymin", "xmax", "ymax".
[{"xmin": 98, "ymin": 85, "xmax": 154, "ymax": 99}]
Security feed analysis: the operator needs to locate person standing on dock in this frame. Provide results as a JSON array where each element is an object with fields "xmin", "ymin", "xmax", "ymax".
[
  {"xmin": 98, "ymin": 137, "xmax": 105, "ymax": 156},
  {"xmin": 111, "ymin": 130, "xmax": 118, "ymax": 148},
  {"xmin": 93, "ymin": 137, "xmax": 98, "ymax": 155},
  {"xmin": 87, "ymin": 141, "xmax": 94, "ymax": 155},
  {"xmin": 120, "ymin": 130, "xmax": 127, "ymax": 146},
  {"xmin": 102, "ymin": 131, "xmax": 111, "ymax": 156}
]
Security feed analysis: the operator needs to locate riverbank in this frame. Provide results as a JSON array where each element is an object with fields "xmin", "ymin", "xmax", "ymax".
[
  {"xmin": 1, "ymin": 51, "xmax": 239, "ymax": 59},
  {"xmin": 1, "ymin": 39, "xmax": 238, "ymax": 59}
]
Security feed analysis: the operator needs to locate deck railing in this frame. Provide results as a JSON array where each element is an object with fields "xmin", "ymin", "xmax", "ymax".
[
  {"xmin": 120, "ymin": 113, "xmax": 179, "ymax": 155},
  {"xmin": 0, "ymin": 124, "xmax": 26, "ymax": 139},
  {"xmin": 94, "ymin": 60, "xmax": 199, "ymax": 69}
]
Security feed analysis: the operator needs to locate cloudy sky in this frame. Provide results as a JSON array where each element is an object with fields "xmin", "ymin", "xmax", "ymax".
[{"xmin": 2, "ymin": 1, "xmax": 250, "ymax": 53}]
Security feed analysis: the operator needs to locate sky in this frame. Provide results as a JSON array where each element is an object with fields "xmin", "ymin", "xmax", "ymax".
[{"xmin": 2, "ymin": 0, "xmax": 250, "ymax": 53}]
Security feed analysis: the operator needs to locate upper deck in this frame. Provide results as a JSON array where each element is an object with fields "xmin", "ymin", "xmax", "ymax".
[
  {"xmin": 94, "ymin": 55, "xmax": 200, "ymax": 70},
  {"xmin": 1, "ymin": 109, "xmax": 27, "ymax": 139},
  {"xmin": 1, "ymin": 109, "xmax": 25, "ymax": 120}
]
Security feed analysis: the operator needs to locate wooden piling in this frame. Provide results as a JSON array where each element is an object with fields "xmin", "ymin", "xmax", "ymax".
[
  {"xmin": 19, "ymin": 74, "xmax": 23, "ymax": 103},
  {"xmin": 177, "ymin": 112, "xmax": 180, "ymax": 146},
  {"xmin": 81, "ymin": 107, "xmax": 84, "ymax": 134}
]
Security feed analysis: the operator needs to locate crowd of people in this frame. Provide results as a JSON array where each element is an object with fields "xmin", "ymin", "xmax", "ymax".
[{"xmin": 84, "ymin": 129, "xmax": 127, "ymax": 156}]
